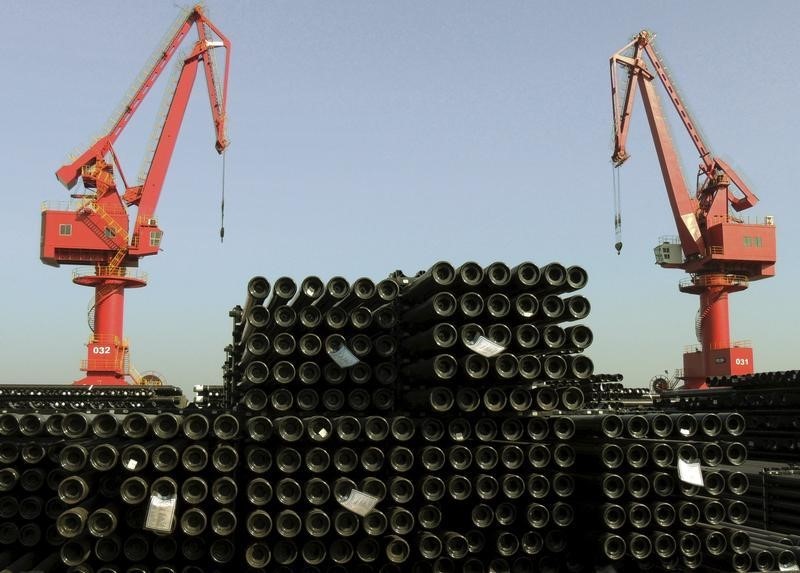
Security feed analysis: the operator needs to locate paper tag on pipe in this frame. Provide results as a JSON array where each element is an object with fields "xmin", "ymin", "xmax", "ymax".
[
  {"xmin": 328, "ymin": 345, "xmax": 360, "ymax": 368},
  {"xmin": 338, "ymin": 488, "xmax": 378, "ymax": 516},
  {"xmin": 677, "ymin": 459, "xmax": 704, "ymax": 486},
  {"xmin": 144, "ymin": 494, "xmax": 176, "ymax": 533},
  {"xmin": 465, "ymin": 335, "xmax": 506, "ymax": 357},
  {"xmin": 125, "ymin": 459, "xmax": 138, "ymax": 470}
]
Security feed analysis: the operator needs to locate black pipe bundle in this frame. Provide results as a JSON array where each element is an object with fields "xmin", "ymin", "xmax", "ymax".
[
  {"xmin": 0, "ymin": 262, "xmax": 799, "ymax": 572},
  {"xmin": 221, "ymin": 261, "xmax": 602, "ymax": 570}
]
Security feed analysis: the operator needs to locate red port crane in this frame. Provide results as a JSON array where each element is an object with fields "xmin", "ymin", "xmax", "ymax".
[
  {"xmin": 40, "ymin": 5, "xmax": 230, "ymax": 385},
  {"xmin": 610, "ymin": 31, "xmax": 776, "ymax": 390}
]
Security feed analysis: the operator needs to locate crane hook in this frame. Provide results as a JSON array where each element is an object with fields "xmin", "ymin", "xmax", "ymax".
[{"xmin": 613, "ymin": 165, "xmax": 623, "ymax": 254}]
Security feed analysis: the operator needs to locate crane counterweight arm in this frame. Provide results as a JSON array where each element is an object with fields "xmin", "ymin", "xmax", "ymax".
[
  {"xmin": 56, "ymin": 137, "xmax": 113, "ymax": 190},
  {"xmin": 713, "ymin": 157, "xmax": 759, "ymax": 212}
]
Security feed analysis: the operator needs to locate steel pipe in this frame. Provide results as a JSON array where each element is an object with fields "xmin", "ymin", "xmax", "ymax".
[
  {"xmin": 87, "ymin": 507, "xmax": 118, "ymax": 538},
  {"xmin": 151, "ymin": 443, "xmax": 179, "ymax": 472},
  {"xmin": 401, "ymin": 292, "xmax": 457, "ymax": 324},
  {"xmin": 273, "ymin": 304, "xmax": 297, "ymax": 329},
  {"xmin": 400, "ymin": 262, "xmax": 456, "ymax": 303},
  {"xmin": 182, "ymin": 413, "xmax": 210, "ymax": 440},
  {"xmin": 401, "ymin": 323, "xmax": 458, "ymax": 354},
  {"xmin": 402, "ymin": 354, "xmax": 458, "ymax": 381},
  {"xmin": 238, "ymin": 306, "xmax": 270, "ymax": 344},
  {"xmin": 292, "ymin": 276, "xmax": 325, "ymax": 309},
  {"xmin": 243, "ymin": 388, "xmax": 268, "ymax": 411},
  {"xmin": 120, "ymin": 476, "xmax": 148, "ymax": 505},
  {"xmin": 63, "ymin": 413, "xmax": 91, "ymax": 439},
  {"xmin": 181, "ymin": 476, "xmax": 208, "ymax": 505},
  {"xmin": 89, "ymin": 412, "xmax": 119, "ymax": 439},
  {"xmin": 211, "ymin": 476, "xmax": 239, "ymax": 505},
  {"xmin": 599, "ymin": 533, "xmax": 626, "ymax": 561},
  {"xmin": 246, "ymin": 478, "xmax": 272, "ymax": 506}
]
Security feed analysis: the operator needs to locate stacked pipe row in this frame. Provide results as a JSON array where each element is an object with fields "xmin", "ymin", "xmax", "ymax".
[
  {"xmin": 0, "ymin": 384, "xmax": 185, "ymax": 411},
  {"xmin": 388, "ymin": 261, "xmax": 593, "ymax": 571},
  {"xmin": 0, "ymin": 412, "xmax": 62, "ymax": 572},
  {"xmin": 0, "ymin": 408, "xmax": 252, "ymax": 572},
  {"xmin": 650, "ymin": 370, "xmax": 800, "ymax": 571},
  {"xmin": 575, "ymin": 379, "xmax": 652, "ymax": 410},
  {"xmin": 217, "ymin": 261, "xmax": 600, "ymax": 571},
  {"xmin": 552, "ymin": 409, "xmax": 782, "ymax": 571},
  {"xmin": 395, "ymin": 261, "xmax": 592, "ymax": 377},
  {"xmin": 673, "ymin": 371, "xmax": 800, "ymax": 461},
  {"xmin": 713, "ymin": 462, "xmax": 800, "ymax": 558},
  {"xmin": 224, "ymin": 273, "xmax": 400, "ymax": 416},
  {"xmin": 656, "ymin": 370, "xmax": 800, "ymax": 413},
  {"xmin": 192, "ymin": 385, "xmax": 227, "ymax": 409}
]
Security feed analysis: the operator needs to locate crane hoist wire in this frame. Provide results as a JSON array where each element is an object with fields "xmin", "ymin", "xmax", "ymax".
[
  {"xmin": 613, "ymin": 164, "xmax": 622, "ymax": 254},
  {"xmin": 220, "ymin": 151, "xmax": 226, "ymax": 243}
]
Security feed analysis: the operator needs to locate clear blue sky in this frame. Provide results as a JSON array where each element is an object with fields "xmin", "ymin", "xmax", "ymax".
[{"xmin": 1, "ymin": 2, "xmax": 798, "ymax": 393}]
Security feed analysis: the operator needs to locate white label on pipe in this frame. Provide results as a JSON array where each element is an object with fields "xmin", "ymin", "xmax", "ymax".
[
  {"xmin": 465, "ymin": 335, "xmax": 506, "ymax": 357},
  {"xmin": 144, "ymin": 494, "xmax": 176, "ymax": 533},
  {"xmin": 125, "ymin": 459, "xmax": 138, "ymax": 470},
  {"xmin": 338, "ymin": 488, "xmax": 378, "ymax": 516},
  {"xmin": 779, "ymin": 560, "xmax": 800, "ymax": 572},
  {"xmin": 677, "ymin": 459, "xmax": 704, "ymax": 487},
  {"xmin": 679, "ymin": 427, "xmax": 691, "ymax": 436},
  {"xmin": 328, "ymin": 345, "xmax": 360, "ymax": 368},
  {"xmin": 316, "ymin": 427, "xmax": 329, "ymax": 439}
]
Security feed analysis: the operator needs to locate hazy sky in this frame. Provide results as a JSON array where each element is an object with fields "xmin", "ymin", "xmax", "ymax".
[{"xmin": 1, "ymin": 1, "xmax": 798, "ymax": 394}]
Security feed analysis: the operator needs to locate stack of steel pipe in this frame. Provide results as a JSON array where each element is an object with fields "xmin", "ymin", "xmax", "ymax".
[
  {"xmin": 556, "ymin": 409, "xmax": 774, "ymax": 571},
  {"xmin": 0, "ymin": 384, "xmax": 186, "ymax": 411},
  {"xmin": 577, "ymin": 379, "xmax": 652, "ymax": 410},
  {"xmin": 389, "ymin": 261, "xmax": 595, "ymax": 570},
  {"xmin": 644, "ymin": 370, "xmax": 800, "ymax": 571},
  {"xmin": 656, "ymin": 373, "xmax": 800, "ymax": 466},
  {"xmin": 0, "ymin": 411, "xmax": 63, "ymax": 571},
  {"xmin": 2, "ymin": 262, "xmax": 799, "ymax": 571},
  {"xmin": 710, "ymin": 462, "xmax": 800, "ymax": 541},
  {"xmin": 192, "ymin": 384, "xmax": 227, "ymax": 408},
  {"xmin": 226, "ymin": 274, "xmax": 400, "ymax": 417},
  {"xmin": 656, "ymin": 369, "xmax": 800, "ymax": 414},
  {"xmin": 0, "ymin": 408, "xmax": 245, "ymax": 571},
  {"xmin": 217, "ymin": 261, "xmax": 602, "ymax": 570}
]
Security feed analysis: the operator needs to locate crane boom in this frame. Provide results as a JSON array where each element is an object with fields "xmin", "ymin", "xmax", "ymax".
[
  {"xmin": 609, "ymin": 31, "xmax": 776, "ymax": 389},
  {"xmin": 55, "ymin": 6, "xmax": 229, "ymax": 191},
  {"xmin": 40, "ymin": 5, "xmax": 231, "ymax": 386}
]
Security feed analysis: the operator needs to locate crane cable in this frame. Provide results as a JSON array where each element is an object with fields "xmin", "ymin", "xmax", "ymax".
[
  {"xmin": 613, "ymin": 165, "xmax": 623, "ymax": 254},
  {"xmin": 220, "ymin": 151, "xmax": 226, "ymax": 243}
]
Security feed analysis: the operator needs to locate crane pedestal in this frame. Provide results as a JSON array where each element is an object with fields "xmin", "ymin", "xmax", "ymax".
[
  {"xmin": 73, "ymin": 268, "xmax": 147, "ymax": 386},
  {"xmin": 680, "ymin": 274, "xmax": 752, "ymax": 389}
]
